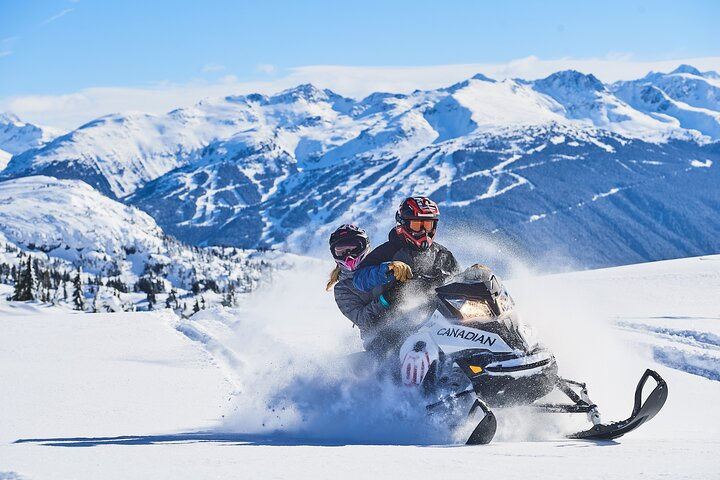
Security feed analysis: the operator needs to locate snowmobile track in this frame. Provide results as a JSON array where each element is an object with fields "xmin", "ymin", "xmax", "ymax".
[{"xmin": 615, "ymin": 320, "xmax": 720, "ymax": 381}]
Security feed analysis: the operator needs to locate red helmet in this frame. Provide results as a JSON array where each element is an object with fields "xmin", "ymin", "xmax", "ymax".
[{"xmin": 395, "ymin": 196, "xmax": 439, "ymax": 250}]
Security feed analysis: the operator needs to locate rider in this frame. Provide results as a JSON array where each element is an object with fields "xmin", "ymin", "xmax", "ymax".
[
  {"xmin": 326, "ymin": 224, "xmax": 412, "ymax": 351},
  {"xmin": 352, "ymin": 197, "xmax": 460, "ymax": 351}
]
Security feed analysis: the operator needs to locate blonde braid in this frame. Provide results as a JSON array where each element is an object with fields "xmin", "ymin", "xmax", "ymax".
[{"xmin": 326, "ymin": 265, "xmax": 342, "ymax": 291}]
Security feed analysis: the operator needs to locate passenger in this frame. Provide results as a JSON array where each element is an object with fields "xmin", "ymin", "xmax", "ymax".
[{"xmin": 326, "ymin": 224, "xmax": 412, "ymax": 353}]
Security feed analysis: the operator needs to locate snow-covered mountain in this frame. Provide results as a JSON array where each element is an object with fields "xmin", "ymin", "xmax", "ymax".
[
  {"xmin": 2, "ymin": 66, "xmax": 719, "ymax": 269},
  {"xmin": 0, "ymin": 175, "xmax": 276, "ymax": 293},
  {"xmin": 534, "ymin": 70, "xmax": 694, "ymax": 140},
  {"xmin": 129, "ymin": 121, "xmax": 719, "ymax": 268},
  {"xmin": 611, "ymin": 65, "xmax": 720, "ymax": 139},
  {"xmin": 0, "ymin": 113, "xmax": 60, "ymax": 170},
  {"xmin": 0, "ymin": 113, "xmax": 57, "ymax": 155},
  {"xmin": 1, "ymin": 87, "xmax": 363, "ymax": 199},
  {"xmin": 3, "ymin": 69, "xmax": 710, "ymax": 200}
]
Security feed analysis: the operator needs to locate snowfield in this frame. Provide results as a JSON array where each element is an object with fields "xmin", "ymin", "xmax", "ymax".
[{"xmin": 0, "ymin": 254, "xmax": 718, "ymax": 479}]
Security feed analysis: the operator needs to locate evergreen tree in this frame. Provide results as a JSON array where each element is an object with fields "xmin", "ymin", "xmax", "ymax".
[
  {"xmin": 222, "ymin": 283, "xmax": 236, "ymax": 307},
  {"xmin": 12, "ymin": 259, "xmax": 35, "ymax": 301},
  {"xmin": 72, "ymin": 268, "xmax": 85, "ymax": 311},
  {"xmin": 166, "ymin": 288, "xmax": 178, "ymax": 309},
  {"xmin": 146, "ymin": 290, "xmax": 156, "ymax": 311},
  {"xmin": 193, "ymin": 299, "xmax": 200, "ymax": 314}
]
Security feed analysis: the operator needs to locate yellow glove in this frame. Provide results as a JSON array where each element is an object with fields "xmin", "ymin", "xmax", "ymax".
[{"xmin": 388, "ymin": 261, "xmax": 413, "ymax": 282}]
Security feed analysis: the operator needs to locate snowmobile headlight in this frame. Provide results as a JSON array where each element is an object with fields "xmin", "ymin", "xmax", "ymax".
[{"xmin": 446, "ymin": 297, "xmax": 494, "ymax": 321}]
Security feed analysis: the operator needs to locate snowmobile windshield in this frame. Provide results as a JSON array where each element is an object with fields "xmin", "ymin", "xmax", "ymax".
[{"xmin": 444, "ymin": 296, "xmax": 496, "ymax": 322}]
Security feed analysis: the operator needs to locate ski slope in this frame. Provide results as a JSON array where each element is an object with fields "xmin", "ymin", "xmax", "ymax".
[{"xmin": 0, "ymin": 255, "xmax": 718, "ymax": 479}]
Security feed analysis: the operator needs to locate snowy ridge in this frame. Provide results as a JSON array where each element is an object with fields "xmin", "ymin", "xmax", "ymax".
[
  {"xmin": 0, "ymin": 149, "xmax": 11, "ymax": 171},
  {"xmin": 0, "ymin": 175, "xmax": 279, "ymax": 295},
  {"xmin": 129, "ymin": 121, "xmax": 720, "ymax": 269},
  {"xmin": 3, "ymin": 66, "xmax": 717, "ymax": 200},
  {"xmin": 1, "ymin": 66, "xmax": 720, "ymax": 269},
  {"xmin": 612, "ymin": 65, "xmax": 720, "ymax": 139},
  {"xmin": 0, "ymin": 112, "xmax": 58, "ymax": 157}
]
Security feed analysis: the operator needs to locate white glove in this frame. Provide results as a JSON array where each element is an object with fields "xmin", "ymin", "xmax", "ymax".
[{"xmin": 401, "ymin": 344, "xmax": 431, "ymax": 386}]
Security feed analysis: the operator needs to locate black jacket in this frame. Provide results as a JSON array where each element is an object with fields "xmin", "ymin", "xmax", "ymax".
[{"xmin": 354, "ymin": 228, "xmax": 460, "ymax": 318}]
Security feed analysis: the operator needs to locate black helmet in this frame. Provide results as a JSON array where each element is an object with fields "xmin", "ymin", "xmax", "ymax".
[{"xmin": 329, "ymin": 224, "xmax": 370, "ymax": 270}]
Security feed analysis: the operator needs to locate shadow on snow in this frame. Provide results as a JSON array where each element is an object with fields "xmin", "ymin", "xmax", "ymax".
[{"xmin": 13, "ymin": 432, "xmax": 618, "ymax": 448}]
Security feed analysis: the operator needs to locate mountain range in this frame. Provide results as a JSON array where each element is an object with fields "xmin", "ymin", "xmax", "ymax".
[{"xmin": 1, "ymin": 65, "xmax": 719, "ymax": 270}]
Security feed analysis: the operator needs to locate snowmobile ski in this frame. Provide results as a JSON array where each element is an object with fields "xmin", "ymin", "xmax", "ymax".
[
  {"xmin": 568, "ymin": 369, "xmax": 668, "ymax": 441},
  {"xmin": 465, "ymin": 398, "xmax": 497, "ymax": 445}
]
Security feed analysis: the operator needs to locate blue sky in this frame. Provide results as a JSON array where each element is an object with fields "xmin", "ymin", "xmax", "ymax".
[{"xmin": 1, "ymin": 0, "xmax": 719, "ymax": 128}]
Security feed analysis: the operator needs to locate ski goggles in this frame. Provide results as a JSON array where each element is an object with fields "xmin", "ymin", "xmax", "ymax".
[
  {"xmin": 331, "ymin": 237, "xmax": 367, "ymax": 260},
  {"xmin": 408, "ymin": 219, "xmax": 436, "ymax": 232}
]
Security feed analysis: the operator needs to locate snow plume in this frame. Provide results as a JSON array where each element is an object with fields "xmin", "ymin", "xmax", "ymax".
[
  {"xmin": 441, "ymin": 226, "xmax": 640, "ymax": 437},
  {"xmin": 441, "ymin": 222, "xmax": 535, "ymax": 278},
  {"xmin": 185, "ymin": 257, "xmax": 452, "ymax": 444},
  {"xmin": 181, "ymin": 248, "xmax": 649, "ymax": 444},
  {"xmin": 508, "ymin": 271, "xmax": 650, "ymax": 425}
]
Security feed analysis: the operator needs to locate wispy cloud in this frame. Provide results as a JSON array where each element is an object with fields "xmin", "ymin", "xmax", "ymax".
[
  {"xmin": 0, "ymin": 37, "xmax": 19, "ymax": 57},
  {"xmin": 201, "ymin": 63, "xmax": 225, "ymax": 73},
  {"xmin": 4, "ymin": 55, "xmax": 720, "ymax": 131},
  {"xmin": 219, "ymin": 75, "xmax": 239, "ymax": 84},
  {"xmin": 41, "ymin": 8, "xmax": 74, "ymax": 26},
  {"xmin": 255, "ymin": 63, "xmax": 276, "ymax": 75}
]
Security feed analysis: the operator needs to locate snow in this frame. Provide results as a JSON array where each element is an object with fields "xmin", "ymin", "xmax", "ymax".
[
  {"xmin": 0, "ymin": 255, "xmax": 718, "ymax": 479},
  {"xmin": 690, "ymin": 159, "xmax": 713, "ymax": 168},
  {"xmin": 0, "ymin": 148, "xmax": 10, "ymax": 171},
  {"xmin": 0, "ymin": 175, "xmax": 164, "ymax": 257},
  {"xmin": 0, "ymin": 113, "xmax": 55, "ymax": 157},
  {"xmin": 592, "ymin": 187, "xmax": 620, "ymax": 201},
  {"xmin": 5, "ymin": 65, "xmax": 718, "ymax": 205},
  {"xmin": 451, "ymin": 78, "xmax": 564, "ymax": 128},
  {"xmin": 1, "ymin": 67, "xmax": 718, "ymax": 270},
  {"xmin": 612, "ymin": 68, "xmax": 720, "ymax": 140}
]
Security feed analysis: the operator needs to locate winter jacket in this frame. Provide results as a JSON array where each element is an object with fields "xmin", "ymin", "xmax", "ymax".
[
  {"xmin": 354, "ymin": 228, "xmax": 460, "ymax": 317},
  {"xmin": 333, "ymin": 268, "xmax": 393, "ymax": 349}
]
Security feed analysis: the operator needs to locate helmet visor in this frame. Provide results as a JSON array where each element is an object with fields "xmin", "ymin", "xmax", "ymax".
[
  {"xmin": 331, "ymin": 237, "xmax": 367, "ymax": 260},
  {"xmin": 408, "ymin": 219, "xmax": 436, "ymax": 232}
]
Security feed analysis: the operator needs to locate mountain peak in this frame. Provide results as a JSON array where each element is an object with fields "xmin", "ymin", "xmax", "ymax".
[
  {"xmin": 537, "ymin": 70, "xmax": 605, "ymax": 92},
  {"xmin": 670, "ymin": 64, "xmax": 702, "ymax": 76},
  {"xmin": 443, "ymin": 73, "xmax": 497, "ymax": 94},
  {"xmin": 0, "ymin": 112, "xmax": 23, "ymax": 126},
  {"xmin": 0, "ymin": 112, "xmax": 47, "ymax": 156},
  {"xmin": 471, "ymin": 73, "xmax": 496, "ymax": 83},
  {"xmin": 270, "ymin": 84, "xmax": 332, "ymax": 104}
]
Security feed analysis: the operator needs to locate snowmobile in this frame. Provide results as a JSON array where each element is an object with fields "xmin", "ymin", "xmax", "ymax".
[{"xmin": 394, "ymin": 265, "xmax": 668, "ymax": 445}]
